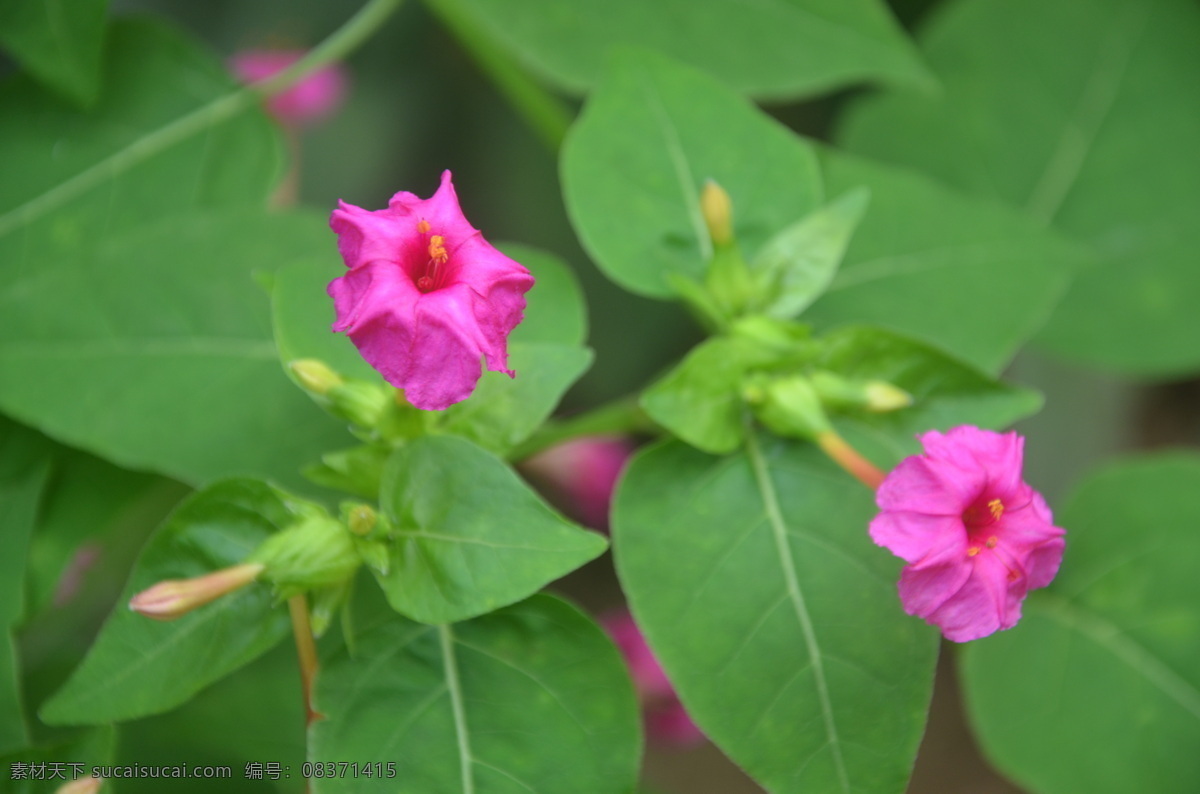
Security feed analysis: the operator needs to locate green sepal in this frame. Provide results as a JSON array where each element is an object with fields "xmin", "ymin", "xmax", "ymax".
[{"xmin": 249, "ymin": 514, "xmax": 361, "ymax": 600}]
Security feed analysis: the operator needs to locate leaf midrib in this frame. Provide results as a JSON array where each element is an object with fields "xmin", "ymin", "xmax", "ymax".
[
  {"xmin": 1038, "ymin": 593, "xmax": 1200, "ymax": 721},
  {"xmin": 744, "ymin": 431, "xmax": 851, "ymax": 792}
]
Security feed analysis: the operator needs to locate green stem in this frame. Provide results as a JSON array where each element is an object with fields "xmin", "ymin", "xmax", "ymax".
[
  {"xmin": 510, "ymin": 396, "xmax": 657, "ymax": 461},
  {"xmin": 0, "ymin": 0, "xmax": 405, "ymax": 238},
  {"xmin": 423, "ymin": 0, "xmax": 572, "ymax": 151}
]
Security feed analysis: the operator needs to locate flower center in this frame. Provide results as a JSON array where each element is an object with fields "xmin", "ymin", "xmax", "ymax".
[
  {"xmin": 414, "ymin": 220, "xmax": 449, "ymax": 293},
  {"xmin": 963, "ymin": 497, "xmax": 1004, "ymax": 557}
]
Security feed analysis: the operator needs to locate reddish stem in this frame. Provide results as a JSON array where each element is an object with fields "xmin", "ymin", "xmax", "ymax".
[{"xmin": 816, "ymin": 431, "xmax": 886, "ymax": 490}]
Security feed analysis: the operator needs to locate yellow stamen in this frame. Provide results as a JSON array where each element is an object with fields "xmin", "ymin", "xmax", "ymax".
[
  {"xmin": 428, "ymin": 235, "xmax": 448, "ymax": 264},
  {"xmin": 988, "ymin": 498, "xmax": 1004, "ymax": 521},
  {"xmin": 417, "ymin": 219, "xmax": 431, "ymax": 234},
  {"xmin": 967, "ymin": 546, "xmax": 981, "ymax": 557},
  {"xmin": 985, "ymin": 536, "xmax": 998, "ymax": 549}
]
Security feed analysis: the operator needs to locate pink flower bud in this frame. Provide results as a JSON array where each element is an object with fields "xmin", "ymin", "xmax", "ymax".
[
  {"xmin": 229, "ymin": 49, "xmax": 346, "ymax": 126},
  {"xmin": 603, "ymin": 609, "xmax": 704, "ymax": 747},
  {"xmin": 129, "ymin": 562, "xmax": 265, "ymax": 621},
  {"xmin": 869, "ymin": 426, "xmax": 1066, "ymax": 642},
  {"xmin": 328, "ymin": 171, "xmax": 535, "ymax": 410}
]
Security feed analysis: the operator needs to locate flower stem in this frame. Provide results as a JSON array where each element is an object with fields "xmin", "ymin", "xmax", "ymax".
[
  {"xmin": 288, "ymin": 594, "xmax": 321, "ymax": 726},
  {"xmin": 0, "ymin": 0, "xmax": 405, "ymax": 237},
  {"xmin": 816, "ymin": 430, "xmax": 886, "ymax": 490},
  {"xmin": 510, "ymin": 396, "xmax": 657, "ymax": 460},
  {"xmin": 423, "ymin": 0, "xmax": 573, "ymax": 151}
]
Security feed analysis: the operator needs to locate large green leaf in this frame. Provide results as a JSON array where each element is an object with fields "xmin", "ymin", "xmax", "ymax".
[
  {"xmin": 0, "ymin": 16, "xmax": 280, "ymax": 246},
  {"xmin": 0, "ymin": 210, "xmax": 351, "ymax": 488},
  {"xmin": 804, "ymin": 147, "xmax": 1084, "ymax": 374},
  {"xmin": 562, "ymin": 49, "xmax": 823, "ymax": 299},
  {"xmin": 40, "ymin": 479, "xmax": 301, "ymax": 725},
  {"xmin": 0, "ymin": 0, "xmax": 108, "ymax": 106},
  {"xmin": 115, "ymin": 642, "xmax": 304, "ymax": 794},
  {"xmin": 0, "ymin": 421, "xmax": 53, "ymax": 753},
  {"xmin": 614, "ymin": 436, "xmax": 937, "ymax": 794},
  {"xmin": 429, "ymin": 0, "xmax": 931, "ymax": 99},
  {"xmin": 961, "ymin": 453, "xmax": 1200, "ymax": 794},
  {"xmin": 839, "ymin": 0, "xmax": 1200, "ymax": 374},
  {"xmin": 376, "ymin": 436, "xmax": 607, "ymax": 623},
  {"xmin": 310, "ymin": 594, "xmax": 641, "ymax": 794}
]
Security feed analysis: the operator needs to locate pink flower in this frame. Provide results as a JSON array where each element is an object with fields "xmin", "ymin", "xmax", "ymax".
[
  {"xmin": 869, "ymin": 426, "xmax": 1065, "ymax": 642},
  {"xmin": 603, "ymin": 610, "xmax": 705, "ymax": 747},
  {"xmin": 229, "ymin": 49, "xmax": 346, "ymax": 126},
  {"xmin": 521, "ymin": 436, "xmax": 633, "ymax": 531},
  {"xmin": 328, "ymin": 171, "xmax": 534, "ymax": 410}
]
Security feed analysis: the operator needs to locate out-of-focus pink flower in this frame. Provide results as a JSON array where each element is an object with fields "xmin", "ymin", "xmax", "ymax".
[
  {"xmin": 869, "ymin": 426, "xmax": 1066, "ymax": 642},
  {"xmin": 328, "ymin": 171, "xmax": 534, "ymax": 410},
  {"xmin": 521, "ymin": 436, "xmax": 633, "ymax": 531},
  {"xmin": 603, "ymin": 609, "xmax": 704, "ymax": 747},
  {"xmin": 229, "ymin": 49, "xmax": 346, "ymax": 126},
  {"xmin": 53, "ymin": 542, "xmax": 103, "ymax": 607}
]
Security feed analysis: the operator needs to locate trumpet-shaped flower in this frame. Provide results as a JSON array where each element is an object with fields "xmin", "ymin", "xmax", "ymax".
[
  {"xmin": 869, "ymin": 426, "xmax": 1065, "ymax": 642},
  {"xmin": 328, "ymin": 171, "xmax": 534, "ymax": 410}
]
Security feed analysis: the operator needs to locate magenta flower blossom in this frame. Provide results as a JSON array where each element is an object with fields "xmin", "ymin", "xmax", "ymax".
[
  {"xmin": 230, "ymin": 49, "xmax": 346, "ymax": 126},
  {"xmin": 328, "ymin": 171, "xmax": 534, "ymax": 410},
  {"xmin": 869, "ymin": 426, "xmax": 1065, "ymax": 642},
  {"xmin": 521, "ymin": 436, "xmax": 634, "ymax": 531},
  {"xmin": 603, "ymin": 609, "xmax": 705, "ymax": 747}
]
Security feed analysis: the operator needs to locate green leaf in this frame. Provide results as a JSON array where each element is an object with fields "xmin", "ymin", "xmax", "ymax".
[
  {"xmin": 640, "ymin": 336, "xmax": 787, "ymax": 455},
  {"xmin": 431, "ymin": 0, "xmax": 931, "ymax": 99},
  {"xmin": 439, "ymin": 343, "xmax": 593, "ymax": 456},
  {"xmin": 0, "ymin": 210, "xmax": 352, "ymax": 489},
  {"xmin": 838, "ymin": 0, "xmax": 1200, "ymax": 375},
  {"xmin": 961, "ymin": 453, "xmax": 1200, "ymax": 794},
  {"xmin": 614, "ymin": 436, "xmax": 937, "ymax": 794},
  {"xmin": 0, "ymin": 0, "xmax": 108, "ymax": 106},
  {"xmin": 310, "ymin": 594, "xmax": 641, "ymax": 794},
  {"xmin": 753, "ymin": 188, "xmax": 869, "ymax": 320},
  {"xmin": 803, "ymin": 147, "xmax": 1084, "ymax": 374},
  {"xmin": 0, "ymin": 17, "xmax": 281, "ymax": 245},
  {"xmin": 115, "ymin": 642, "xmax": 304, "ymax": 793},
  {"xmin": 376, "ymin": 436, "xmax": 607, "ymax": 624},
  {"xmin": 40, "ymin": 479, "xmax": 303, "ymax": 725},
  {"xmin": 814, "ymin": 325, "xmax": 1043, "ymax": 465},
  {"xmin": 562, "ymin": 49, "xmax": 823, "ymax": 299},
  {"xmin": 0, "ymin": 422, "xmax": 52, "ymax": 753}
]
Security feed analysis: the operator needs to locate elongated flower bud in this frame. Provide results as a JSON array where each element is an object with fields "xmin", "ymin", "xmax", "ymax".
[
  {"xmin": 700, "ymin": 180, "xmax": 734, "ymax": 247},
  {"xmin": 129, "ymin": 563, "xmax": 264, "ymax": 621}
]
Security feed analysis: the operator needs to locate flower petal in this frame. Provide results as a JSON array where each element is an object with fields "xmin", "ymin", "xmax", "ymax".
[
  {"xmin": 876, "ymin": 454, "xmax": 980, "ymax": 515},
  {"xmin": 869, "ymin": 511, "xmax": 966, "ymax": 564},
  {"xmin": 329, "ymin": 201, "xmax": 419, "ymax": 271}
]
